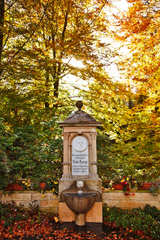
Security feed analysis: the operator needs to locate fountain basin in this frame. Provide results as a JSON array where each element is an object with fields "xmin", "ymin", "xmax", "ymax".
[
  {"xmin": 60, "ymin": 181, "xmax": 101, "ymax": 226},
  {"xmin": 62, "ymin": 192, "xmax": 97, "ymax": 214}
]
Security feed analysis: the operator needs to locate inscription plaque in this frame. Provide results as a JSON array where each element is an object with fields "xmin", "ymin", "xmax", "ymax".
[{"xmin": 72, "ymin": 136, "xmax": 88, "ymax": 176}]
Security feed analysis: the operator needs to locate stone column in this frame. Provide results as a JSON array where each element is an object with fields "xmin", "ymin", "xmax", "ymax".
[
  {"xmin": 90, "ymin": 132, "xmax": 98, "ymax": 178},
  {"xmin": 62, "ymin": 132, "xmax": 70, "ymax": 179}
]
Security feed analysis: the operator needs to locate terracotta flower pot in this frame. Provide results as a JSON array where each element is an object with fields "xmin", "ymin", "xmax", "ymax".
[
  {"xmin": 6, "ymin": 183, "xmax": 23, "ymax": 191},
  {"xmin": 39, "ymin": 182, "xmax": 47, "ymax": 190},
  {"xmin": 113, "ymin": 183, "xmax": 123, "ymax": 190},
  {"xmin": 141, "ymin": 182, "xmax": 152, "ymax": 190}
]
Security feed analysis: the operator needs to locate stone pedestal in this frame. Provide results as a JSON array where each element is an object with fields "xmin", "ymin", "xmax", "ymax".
[
  {"xmin": 58, "ymin": 101, "xmax": 102, "ymax": 225},
  {"xmin": 58, "ymin": 126, "xmax": 102, "ymax": 196}
]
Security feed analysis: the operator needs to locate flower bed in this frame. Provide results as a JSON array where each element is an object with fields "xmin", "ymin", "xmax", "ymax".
[
  {"xmin": 1, "ymin": 202, "xmax": 159, "ymax": 239},
  {"xmin": 4, "ymin": 178, "xmax": 59, "ymax": 194}
]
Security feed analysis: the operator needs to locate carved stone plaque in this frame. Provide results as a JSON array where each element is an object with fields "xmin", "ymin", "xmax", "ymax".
[{"xmin": 72, "ymin": 136, "xmax": 88, "ymax": 176}]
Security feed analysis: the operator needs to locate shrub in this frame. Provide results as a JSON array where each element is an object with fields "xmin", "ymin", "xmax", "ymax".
[
  {"xmin": 0, "ymin": 117, "xmax": 63, "ymax": 191},
  {"xmin": 103, "ymin": 204, "xmax": 160, "ymax": 239}
]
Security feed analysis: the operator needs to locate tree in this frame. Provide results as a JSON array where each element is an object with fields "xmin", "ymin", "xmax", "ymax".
[
  {"xmin": 88, "ymin": 0, "xmax": 160, "ymax": 179},
  {"xmin": 0, "ymin": 0, "xmax": 109, "ymax": 112},
  {"xmin": 0, "ymin": 0, "xmax": 113, "ymax": 188}
]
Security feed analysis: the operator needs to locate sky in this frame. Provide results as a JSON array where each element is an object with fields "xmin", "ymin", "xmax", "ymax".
[{"xmin": 111, "ymin": 0, "xmax": 129, "ymax": 12}]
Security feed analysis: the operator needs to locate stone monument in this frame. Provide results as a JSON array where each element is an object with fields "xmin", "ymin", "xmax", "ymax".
[{"xmin": 58, "ymin": 101, "xmax": 102, "ymax": 227}]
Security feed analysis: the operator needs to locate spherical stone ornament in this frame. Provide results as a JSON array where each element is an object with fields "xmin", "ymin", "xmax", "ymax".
[{"xmin": 76, "ymin": 101, "xmax": 83, "ymax": 111}]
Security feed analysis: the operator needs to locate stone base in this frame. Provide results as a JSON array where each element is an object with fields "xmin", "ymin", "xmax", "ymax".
[
  {"xmin": 75, "ymin": 213, "xmax": 85, "ymax": 226},
  {"xmin": 58, "ymin": 201, "xmax": 102, "ymax": 223},
  {"xmin": 60, "ymin": 222, "xmax": 103, "ymax": 236}
]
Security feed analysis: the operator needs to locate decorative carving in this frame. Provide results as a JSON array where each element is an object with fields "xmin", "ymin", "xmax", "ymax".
[
  {"xmin": 59, "ymin": 101, "xmax": 101, "ymax": 126},
  {"xmin": 72, "ymin": 136, "xmax": 88, "ymax": 152}
]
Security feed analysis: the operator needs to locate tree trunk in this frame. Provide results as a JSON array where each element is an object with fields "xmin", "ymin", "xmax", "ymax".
[
  {"xmin": 54, "ymin": 78, "xmax": 59, "ymax": 98},
  {"xmin": 0, "ymin": 0, "xmax": 4, "ymax": 75},
  {"xmin": 45, "ymin": 69, "xmax": 50, "ymax": 109}
]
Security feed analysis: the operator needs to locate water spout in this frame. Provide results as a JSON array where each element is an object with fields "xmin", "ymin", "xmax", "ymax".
[{"xmin": 78, "ymin": 190, "xmax": 83, "ymax": 194}]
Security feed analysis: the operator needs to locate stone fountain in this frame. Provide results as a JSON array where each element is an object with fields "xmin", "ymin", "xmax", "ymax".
[{"xmin": 58, "ymin": 101, "xmax": 102, "ymax": 229}]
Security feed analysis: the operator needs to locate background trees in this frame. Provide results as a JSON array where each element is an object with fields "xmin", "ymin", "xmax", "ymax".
[
  {"xmin": 1, "ymin": 0, "xmax": 108, "ymax": 110},
  {"xmin": 113, "ymin": 0, "xmax": 160, "ymax": 179},
  {"xmin": 0, "ymin": 0, "xmax": 160, "ymax": 187},
  {"xmin": 83, "ymin": 0, "xmax": 160, "ymax": 181},
  {"xmin": 0, "ymin": 0, "xmax": 112, "ymax": 188}
]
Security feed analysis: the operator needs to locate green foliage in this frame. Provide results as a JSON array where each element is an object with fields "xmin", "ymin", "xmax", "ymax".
[
  {"xmin": 0, "ymin": 118, "xmax": 13, "ymax": 189},
  {"xmin": 97, "ymin": 131, "xmax": 121, "ymax": 186},
  {"xmin": 143, "ymin": 204, "xmax": 160, "ymax": 221},
  {"xmin": 0, "ymin": 112, "xmax": 64, "ymax": 190},
  {"xmin": 103, "ymin": 204, "xmax": 160, "ymax": 239},
  {"xmin": 0, "ymin": 202, "xmax": 28, "ymax": 227},
  {"xmin": 84, "ymin": 74, "xmax": 160, "ymax": 182},
  {"xmin": 10, "ymin": 120, "xmax": 62, "ymax": 185},
  {"xmin": 0, "ymin": 84, "xmax": 74, "ymax": 191}
]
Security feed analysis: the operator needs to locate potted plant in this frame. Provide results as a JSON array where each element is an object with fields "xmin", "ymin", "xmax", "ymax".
[
  {"xmin": 37, "ymin": 176, "xmax": 48, "ymax": 191},
  {"xmin": 135, "ymin": 169, "xmax": 153, "ymax": 191},
  {"xmin": 140, "ymin": 182, "xmax": 152, "ymax": 190},
  {"xmin": 33, "ymin": 176, "xmax": 54, "ymax": 192},
  {"xmin": 111, "ymin": 175, "xmax": 123, "ymax": 190},
  {"xmin": 5, "ymin": 174, "xmax": 24, "ymax": 191},
  {"xmin": 39, "ymin": 181, "xmax": 47, "ymax": 190},
  {"xmin": 112, "ymin": 183, "xmax": 123, "ymax": 190},
  {"xmin": 21, "ymin": 178, "xmax": 32, "ymax": 190},
  {"xmin": 120, "ymin": 176, "xmax": 130, "ymax": 193},
  {"xmin": 6, "ymin": 183, "xmax": 23, "ymax": 191}
]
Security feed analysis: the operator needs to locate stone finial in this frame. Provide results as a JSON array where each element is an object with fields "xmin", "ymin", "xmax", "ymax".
[
  {"xmin": 59, "ymin": 100, "xmax": 101, "ymax": 126},
  {"xmin": 76, "ymin": 101, "xmax": 83, "ymax": 111}
]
